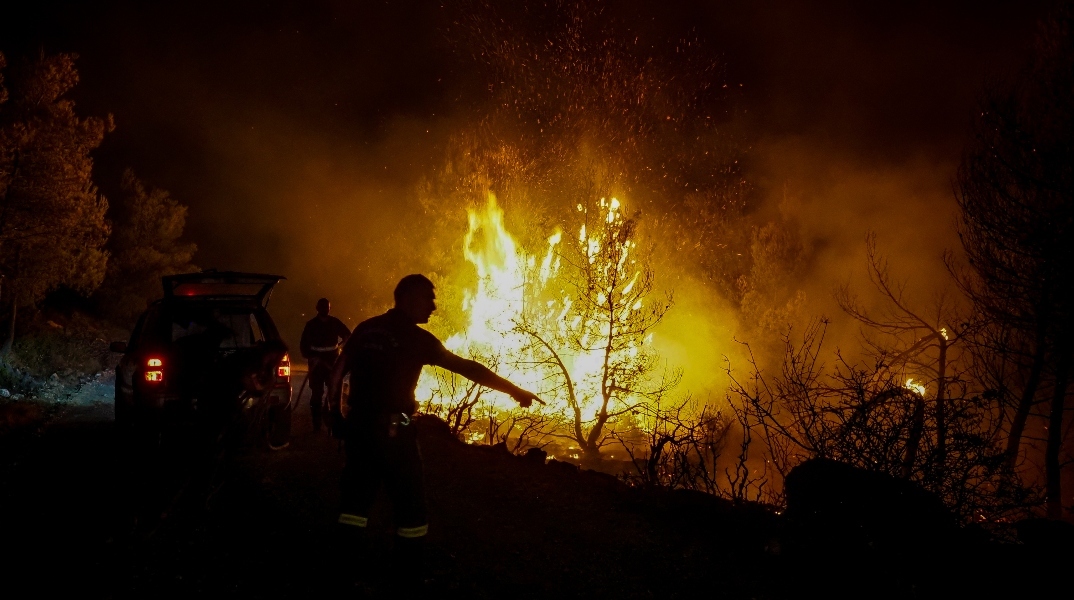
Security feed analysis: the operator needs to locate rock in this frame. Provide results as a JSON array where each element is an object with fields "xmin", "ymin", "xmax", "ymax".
[
  {"xmin": 1016, "ymin": 518, "xmax": 1074, "ymax": 557},
  {"xmin": 579, "ymin": 468, "xmax": 622, "ymax": 490},
  {"xmin": 666, "ymin": 488, "xmax": 729, "ymax": 512},
  {"xmin": 523, "ymin": 447, "xmax": 548, "ymax": 464},
  {"xmin": 0, "ymin": 388, "xmax": 10, "ymax": 398},
  {"xmin": 784, "ymin": 458, "xmax": 959, "ymax": 558},
  {"xmin": 414, "ymin": 414, "xmax": 454, "ymax": 440},
  {"xmin": 546, "ymin": 458, "xmax": 578, "ymax": 474}
]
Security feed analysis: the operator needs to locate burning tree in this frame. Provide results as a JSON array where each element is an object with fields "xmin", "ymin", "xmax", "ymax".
[
  {"xmin": 418, "ymin": 194, "xmax": 678, "ymax": 461},
  {"xmin": 407, "ymin": 2, "xmax": 783, "ymax": 484},
  {"xmin": 515, "ymin": 197, "xmax": 677, "ymax": 460}
]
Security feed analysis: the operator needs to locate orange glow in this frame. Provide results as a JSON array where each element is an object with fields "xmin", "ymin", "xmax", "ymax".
[
  {"xmin": 277, "ymin": 353, "xmax": 291, "ymax": 379},
  {"xmin": 145, "ymin": 370, "xmax": 163, "ymax": 382}
]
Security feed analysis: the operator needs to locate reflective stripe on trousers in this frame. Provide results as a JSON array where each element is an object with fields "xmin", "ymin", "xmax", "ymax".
[
  {"xmin": 397, "ymin": 524, "xmax": 428, "ymax": 538},
  {"xmin": 338, "ymin": 513, "xmax": 368, "ymax": 527}
]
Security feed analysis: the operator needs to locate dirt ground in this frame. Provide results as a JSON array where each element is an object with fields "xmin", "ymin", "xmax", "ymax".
[{"xmin": 0, "ymin": 371, "xmax": 1043, "ymax": 599}]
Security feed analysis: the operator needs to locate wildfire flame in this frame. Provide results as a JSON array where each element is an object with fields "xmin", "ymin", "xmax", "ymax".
[
  {"xmin": 905, "ymin": 378, "xmax": 927, "ymax": 396},
  {"xmin": 418, "ymin": 193, "xmax": 649, "ymax": 433}
]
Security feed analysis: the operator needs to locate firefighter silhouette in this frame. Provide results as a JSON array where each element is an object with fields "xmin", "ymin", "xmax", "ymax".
[
  {"xmin": 327, "ymin": 274, "xmax": 542, "ymax": 583},
  {"xmin": 299, "ymin": 298, "xmax": 350, "ymax": 431}
]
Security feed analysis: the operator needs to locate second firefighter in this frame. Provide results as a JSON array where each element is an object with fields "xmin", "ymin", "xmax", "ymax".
[{"xmin": 299, "ymin": 297, "xmax": 351, "ymax": 431}]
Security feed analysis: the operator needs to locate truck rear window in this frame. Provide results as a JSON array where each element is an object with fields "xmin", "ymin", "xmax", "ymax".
[
  {"xmin": 169, "ymin": 307, "xmax": 265, "ymax": 349},
  {"xmin": 170, "ymin": 282, "xmax": 268, "ymax": 298}
]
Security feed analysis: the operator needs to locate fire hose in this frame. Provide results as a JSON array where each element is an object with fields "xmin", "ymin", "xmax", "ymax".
[
  {"xmin": 285, "ymin": 368, "xmax": 309, "ymax": 413},
  {"xmin": 288, "ymin": 345, "xmax": 339, "ymax": 412},
  {"xmin": 285, "ymin": 360, "xmax": 342, "ymax": 442}
]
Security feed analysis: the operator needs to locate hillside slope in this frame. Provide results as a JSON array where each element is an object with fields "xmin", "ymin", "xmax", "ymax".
[{"xmin": 1, "ymin": 381, "xmax": 1051, "ymax": 599}]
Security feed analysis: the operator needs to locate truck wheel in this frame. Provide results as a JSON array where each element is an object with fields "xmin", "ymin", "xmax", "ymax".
[
  {"xmin": 266, "ymin": 402, "xmax": 292, "ymax": 449},
  {"xmin": 114, "ymin": 399, "xmax": 140, "ymax": 447}
]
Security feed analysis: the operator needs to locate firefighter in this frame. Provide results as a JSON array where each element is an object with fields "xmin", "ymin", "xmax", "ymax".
[
  {"xmin": 327, "ymin": 274, "xmax": 541, "ymax": 583},
  {"xmin": 299, "ymin": 298, "xmax": 351, "ymax": 431}
]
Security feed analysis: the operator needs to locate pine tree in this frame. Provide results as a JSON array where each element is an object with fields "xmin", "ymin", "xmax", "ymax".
[{"xmin": 0, "ymin": 52, "xmax": 111, "ymax": 352}]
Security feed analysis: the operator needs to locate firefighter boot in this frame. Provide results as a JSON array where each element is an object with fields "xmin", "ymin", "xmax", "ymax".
[
  {"xmin": 333, "ymin": 516, "xmax": 371, "ymax": 587},
  {"xmin": 392, "ymin": 534, "xmax": 428, "ymax": 594}
]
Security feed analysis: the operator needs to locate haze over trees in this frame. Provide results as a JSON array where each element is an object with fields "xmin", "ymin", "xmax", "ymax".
[{"xmin": 723, "ymin": 5, "xmax": 1074, "ymax": 522}]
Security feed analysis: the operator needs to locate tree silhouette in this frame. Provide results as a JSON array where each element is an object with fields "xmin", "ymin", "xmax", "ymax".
[
  {"xmin": 954, "ymin": 5, "xmax": 1074, "ymax": 519},
  {"xmin": 837, "ymin": 235, "xmax": 964, "ymax": 479},
  {"xmin": 97, "ymin": 169, "xmax": 197, "ymax": 322}
]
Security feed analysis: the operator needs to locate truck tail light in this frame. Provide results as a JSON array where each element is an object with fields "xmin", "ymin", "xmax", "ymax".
[
  {"xmin": 145, "ymin": 357, "xmax": 164, "ymax": 383},
  {"xmin": 277, "ymin": 354, "xmax": 291, "ymax": 381}
]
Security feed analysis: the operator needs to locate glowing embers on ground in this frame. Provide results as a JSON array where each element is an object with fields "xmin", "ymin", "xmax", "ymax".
[{"xmin": 418, "ymin": 193, "xmax": 650, "ymax": 443}]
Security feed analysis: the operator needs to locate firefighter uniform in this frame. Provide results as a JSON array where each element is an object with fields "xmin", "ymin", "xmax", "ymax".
[
  {"xmin": 299, "ymin": 314, "xmax": 350, "ymax": 430},
  {"xmin": 336, "ymin": 308, "xmax": 454, "ymax": 544}
]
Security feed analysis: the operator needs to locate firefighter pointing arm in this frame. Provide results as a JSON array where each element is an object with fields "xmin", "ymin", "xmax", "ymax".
[{"xmin": 326, "ymin": 274, "xmax": 541, "ymax": 582}]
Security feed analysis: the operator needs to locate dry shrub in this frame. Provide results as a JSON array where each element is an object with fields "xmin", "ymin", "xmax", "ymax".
[{"xmin": 727, "ymin": 319, "xmax": 1037, "ymax": 524}]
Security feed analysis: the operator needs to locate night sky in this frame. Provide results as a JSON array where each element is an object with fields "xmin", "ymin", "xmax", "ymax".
[{"xmin": 1, "ymin": 0, "xmax": 1053, "ymax": 344}]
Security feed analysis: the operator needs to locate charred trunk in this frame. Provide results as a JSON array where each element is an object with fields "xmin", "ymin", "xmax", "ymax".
[
  {"xmin": 901, "ymin": 396, "xmax": 926, "ymax": 479},
  {"xmin": 583, "ymin": 409, "xmax": 609, "ymax": 460},
  {"xmin": 1006, "ymin": 325, "xmax": 1048, "ymax": 468},
  {"xmin": 646, "ymin": 437, "xmax": 669, "ymax": 484},
  {"xmin": 935, "ymin": 339, "xmax": 948, "ymax": 475}
]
